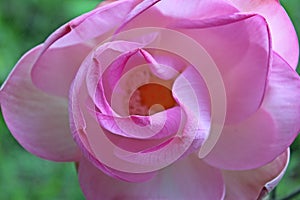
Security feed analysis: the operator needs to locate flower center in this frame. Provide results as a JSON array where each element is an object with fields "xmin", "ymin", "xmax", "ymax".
[{"xmin": 129, "ymin": 83, "xmax": 176, "ymax": 116}]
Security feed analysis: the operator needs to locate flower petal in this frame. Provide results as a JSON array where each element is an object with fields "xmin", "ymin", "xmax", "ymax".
[
  {"xmin": 0, "ymin": 46, "xmax": 80, "ymax": 161},
  {"xmin": 228, "ymin": 0, "xmax": 299, "ymax": 69},
  {"xmin": 204, "ymin": 53, "xmax": 300, "ymax": 170},
  {"xmin": 69, "ymin": 39, "xmax": 163, "ymax": 180},
  {"xmin": 204, "ymin": 109, "xmax": 276, "ymax": 170},
  {"xmin": 78, "ymin": 155, "xmax": 225, "ymax": 200},
  {"xmin": 262, "ymin": 53, "xmax": 300, "ymax": 148},
  {"xmin": 176, "ymin": 14, "xmax": 270, "ymax": 124},
  {"xmin": 46, "ymin": 0, "xmax": 139, "ymax": 48},
  {"xmin": 31, "ymin": 0, "xmax": 140, "ymax": 97},
  {"xmin": 155, "ymin": 0, "xmax": 237, "ymax": 19},
  {"xmin": 96, "ymin": 107, "xmax": 181, "ymax": 140},
  {"xmin": 172, "ymin": 66, "xmax": 211, "ymax": 146},
  {"xmin": 31, "ymin": 44, "xmax": 92, "ymax": 97},
  {"xmin": 115, "ymin": 0, "xmax": 161, "ymax": 34},
  {"xmin": 223, "ymin": 149, "xmax": 289, "ymax": 200},
  {"xmin": 71, "ymin": 64, "xmax": 204, "ymax": 175}
]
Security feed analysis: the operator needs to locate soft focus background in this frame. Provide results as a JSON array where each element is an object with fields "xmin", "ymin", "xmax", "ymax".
[{"xmin": 0, "ymin": 0, "xmax": 299, "ymax": 199}]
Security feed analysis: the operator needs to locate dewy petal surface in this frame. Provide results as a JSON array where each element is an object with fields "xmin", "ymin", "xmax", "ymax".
[
  {"xmin": 78, "ymin": 155, "xmax": 225, "ymax": 200},
  {"xmin": 0, "ymin": 46, "xmax": 80, "ymax": 161},
  {"xmin": 223, "ymin": 149, "xmax": 289, "ymax": 200},
  {"xmin": 228, "ymin": 0, "xmax": 299, "ymax": 69},
  {"xmin": 204, "ymin": 53, "xmax": 300, "ymax": 170}
]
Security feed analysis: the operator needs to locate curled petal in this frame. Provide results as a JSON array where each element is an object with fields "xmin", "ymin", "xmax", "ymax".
[
  {"xmin": 204, "ymin": 53, "xmax": 300, "ymax": 170},
  {"xmin": 262, "ymin": 53, "xmax": 300, "ymax": 147},
  {"xmin": 228, "ymin": 0, "xmax": 299, "ymax": 69},
  {"xmin": 31, "ymin": 0, "xmax": 141, "ymax": 97},
  {"xmin": 223, "ymin": 149, "xmax": 289, "ymax": 200},
  {"xmin": 0, "ymin": 46, "xmax": 80, "ymax": 161},
  {"xmin": 96, "ymin": 107, "xmax": 181, "ymax": 140},
  {"xmin": 115, "ymin": 0, "xmax": 161, "ymax": 34},
  {"xmin": 172, "ymin": 66, "xmax": 211, "ymax": 147},
  {"xmin": 176, "ymin": 13, "xmax": 270, "ymax": 124},
  {"xmin": 31, "ymin": 44, "xmax": 92, "ymax": 97},
  {"xmin": 155, "ymin": 0, "xmax": 237, "ymax": 19},
  {"xmin": 71, "ymin": 61, "xmax": 203, "ymax": 175}
]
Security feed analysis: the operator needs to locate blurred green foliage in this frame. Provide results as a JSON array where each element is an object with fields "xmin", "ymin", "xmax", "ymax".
[
  {"xmin": 0, "ymin": 1, "xmax": 99, "ymax": 199},
  {"xmin": 0, "ymin": 0, "xmax": 299, "ymax": 199}
]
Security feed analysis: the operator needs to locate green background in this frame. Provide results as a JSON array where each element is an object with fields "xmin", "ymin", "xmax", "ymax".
[{"xmin": 0, "ymin": 0, "xmax": 299, "ymax": 199}]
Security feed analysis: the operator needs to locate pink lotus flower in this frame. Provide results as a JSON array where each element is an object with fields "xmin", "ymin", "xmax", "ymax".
[{"xmin": 1, "ymin": 0, "xmax": 300, "ymax": 199}]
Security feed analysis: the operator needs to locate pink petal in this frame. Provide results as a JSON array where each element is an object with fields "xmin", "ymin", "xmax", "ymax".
[
  {"xmin": 80, "ymin": 154, "xmax": 157, "ymax": 183},
  {"xmin": 96, "ymin": 107, "xmax": 181, "ymax": 140},
  {"xmin": 262, "ymin": 53, "xmax": 300, "ymax": 148},
  {"xmin": 115, "ymin": 0, "xmax": 161, "ymax": 34},
  {"xmin": 0, "ymin": 46, "xmax": 80, "ymax": 161},
  {"xmin": 31, "ymin": 44, "xmax": 92, "ymax": 97},
  {"xmin": 92, "ymin": 48, "xmax": 185, "ymax": 140},
  {"xmin": 31, "ymin": 0, "xmax": 140, "ymax": 97},
  {"xmin": 264, "ymin": 149, "xmax": 290, "ymax": 192},
  {"xmin": 72, "ymin": 88, "xmax": 203, "ymax": 175},
  {"xmin": 95, "ymin": 49, "xmax": 149, "ymax": 114},
  {"xmin": 223, "ymin": 149, "xmax": 289, "ymax": 199},
  {"xmin": 176, "ymin": 14, "xmax": 270, "ymax": 124},
  {"xmin": 172, "ymin": 66, "xmax": 211, "ymax": 147},
  {"xmin": 228, "ymin": 0, "xmax": 299, "ymax": 69},
  {"xmin": 204, "ymin": 53, "xmax": 300, "ymax": 170},
  {"xmin": 113, "ymin": 0, "xmax": 238, "ymax": 35},
  {"xmin": 47, "ymin": 0, "xmax": 139, "ymax": 48},
  {"xmin": 69, "ymin": 39, "xmax": 166, "ymax": 180},
  {"xmin": 71, "ymin": 65, "xmax": 205, "ymax": 175},
  {"xmin": 78, "ymin": 155, "xmax": 225, "ymax": 200},
  {"xmin": 139, "ymin": 49, "xmax": 184, "ymax": 80},
  {"xmin": 88, "ymin": 41, "xmax": 158, "ymax": 116},
  {"xmin": 155, "ymin": 0, "xmax": 237, "ymax": 19},
  {"xmin": 204, "ymin": 109, "xmax": 277, "ymax": 170}
]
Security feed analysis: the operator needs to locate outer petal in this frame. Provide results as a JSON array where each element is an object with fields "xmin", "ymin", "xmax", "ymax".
[
  {"xmin": 176, "ymin": 14, "xmax": 270, "ymax": 124},
  {"xmin": 31, "ymin": 0, "xmax": 142, "ymax": 97},
  {"xmin": 262, "ymin": 53, "xmax": 300, "ymax": 148},
  {"xmin": 204, "ymin": 53, "xmax": 300, "ymax": 170},
  {"xmin": 0, "ymin": 46, "xmax": 80, "ymax": 161},
  {"xmin": 31, "ymin": 44, "xmax": 92, "ymax": 97},
  {"xmin": 45, "ymin": 0, "xmax": 140, "ymax": 48},
  {"xmin": 204, "ymin": 109, "xmax": 277, "ymax": 170},
  {"xmin": 223, "ymin": 149, "xmax": 289, "ymax": 200},
  {"xmin": 155, "ymin": 0, "xmax": 237, "ymax": 19},
  {"xmin": 78, "ymin": 155, "xmax": 225, "ymax": 200},
  {"xmin": 114, "ymin": 0, "xmax": 161, "ymax": 34},
  {"xmin": 228, "ymin": 0, "xmax": 299, "ymax": 69}
]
